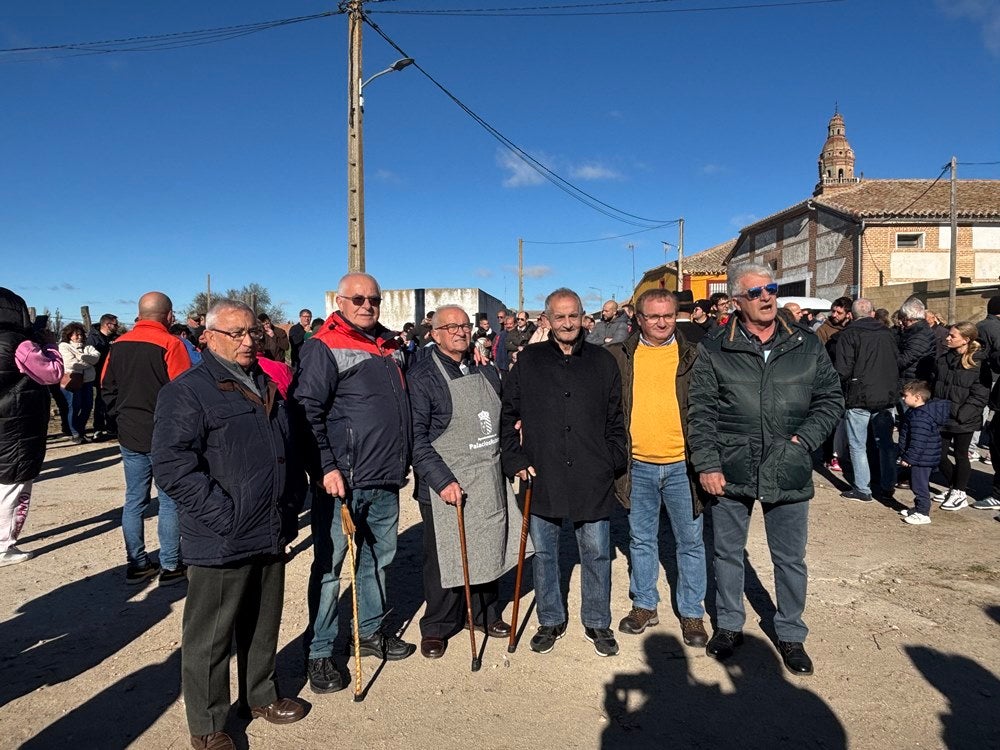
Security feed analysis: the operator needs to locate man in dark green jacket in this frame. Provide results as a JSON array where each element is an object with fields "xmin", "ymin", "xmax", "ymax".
[{"xmin": 688, "ymin": 263, "xmax": 843, "ymax": 676}]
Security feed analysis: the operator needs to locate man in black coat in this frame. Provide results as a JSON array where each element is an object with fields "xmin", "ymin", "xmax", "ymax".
[
  {"xmin": 501, "ymin": 287, "xmax": 627, "ymax": 657},
  {"xmin": 152, "ymin": 300, "xmax": 307, "ymax": 750},
  {"xmin": 834, "ymin": 298, "xmax": 899, "ymax": 502},
  {"xmin": 897, "ymin": 297, "xmax": 937, "ymax": 384},
  {"xmin": 288, "ymin": 308, "xmax": 312, "ymax": 368},
  {"xmin": 86, "ymin": 313, "xmax": 118, "ymax": 439}
]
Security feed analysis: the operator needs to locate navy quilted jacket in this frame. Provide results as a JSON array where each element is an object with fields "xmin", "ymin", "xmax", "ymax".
[{"xmin": 897, "ymin": 399, "xmax": 950, "ymax": 467}]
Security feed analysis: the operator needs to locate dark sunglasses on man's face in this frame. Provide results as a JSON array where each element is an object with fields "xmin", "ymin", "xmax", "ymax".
[
  {"xmin": 339, "ymin": 294, "xmax": 382, "ymax": 307},
  {"xmin": 741, "ymin": 283, "xmax": 779, "ymax": 301}
]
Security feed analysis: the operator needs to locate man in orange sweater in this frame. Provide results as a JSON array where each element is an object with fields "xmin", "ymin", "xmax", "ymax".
[{"xmin": 609, "ymin": 289, "xmax": 708, "ymax": 648}]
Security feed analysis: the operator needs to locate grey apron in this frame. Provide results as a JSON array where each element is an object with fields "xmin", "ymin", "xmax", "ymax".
[{"xmin": 429, "ymin": 355, "xmax": 530, "ymax": 589}]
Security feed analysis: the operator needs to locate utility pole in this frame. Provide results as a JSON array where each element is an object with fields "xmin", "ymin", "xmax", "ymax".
[
  {"xmin": 628, "ymin": 243, "xmax": 635, "ymax": 299},
  {"xmin": 677, "ymin": 217, "xmax": 684, "ymax": 293},
  {"xmin": 347, "ymin": 0, "xmax": 365, "ymax": 273},
  {"xmin": 948, "ymin": 156, "xmax": 957, "ymax": 324},
  {"xmin": 206, "ymin": 274, "xmax": 212, "ymax": 312},
  {"xmin": 518, "ymin": 237, "xmax": 524, "ymax": 313}
]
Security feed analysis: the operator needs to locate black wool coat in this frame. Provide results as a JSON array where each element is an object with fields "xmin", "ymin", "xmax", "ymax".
[
  {"xmin": 931, "ymin": 349, "xmax": 990, "ymax": 434},
  {"xmin": 500, "ymin": 333, "xmax": 627, "ymax": 522}
]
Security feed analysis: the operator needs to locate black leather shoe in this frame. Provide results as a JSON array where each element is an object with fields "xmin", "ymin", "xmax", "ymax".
[
  {"xmin": 190, "ymin": 732, "xmax": 235, "ymax": 750},
  {"xmin": 307, "ymin": 656, "xmax": 345, "ymax": 693},
  {"xmin": 351, "ymin": 631, "xmax": 416, "ymax": 661},
  {"xmin": 778, "ymin": 640, "xmax": 814, "ymax": 675},
  {"xmin": 420, "ymin": 636, "xmax": 447, "ymax": 659},
  {"xmin": 467, "ymin": 620, "xmax": 512, "ymax": 638},
  {"xmin": 706, "ymin": 629, "xmax": 743, "ymax": 660}
]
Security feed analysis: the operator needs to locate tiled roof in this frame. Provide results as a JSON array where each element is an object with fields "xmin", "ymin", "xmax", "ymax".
[
  {"xmin": 815, "ymin": 179, "xmax": 1000, "ymax": 220},
  {"xmin": 670, "ymin": 238, "xmax": 737, "ymax": 275}
]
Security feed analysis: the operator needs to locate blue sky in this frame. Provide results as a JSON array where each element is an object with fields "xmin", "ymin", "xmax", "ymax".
[{"xmin": 2, "ymin": 0, "xmax": 999, "ymax": 324}]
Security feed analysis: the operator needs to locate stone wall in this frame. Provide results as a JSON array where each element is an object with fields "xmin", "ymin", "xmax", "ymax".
[{"xmin": 864, "ymin": 280, "xmax": 1000, "ymax": 324}]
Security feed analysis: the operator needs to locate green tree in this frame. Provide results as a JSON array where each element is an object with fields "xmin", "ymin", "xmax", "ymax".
[{"xmin": 186, "ymin": 283, "xmax": 285, "ymax": 323}]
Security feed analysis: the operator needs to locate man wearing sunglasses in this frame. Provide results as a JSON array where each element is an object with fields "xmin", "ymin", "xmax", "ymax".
[
  {"xmin": 688, "ymin": 264, "xmax": 843, "ymax": 677},
  {"xmin": 296, "ymin": 273, "xmax": 416, "ymax": 695}
]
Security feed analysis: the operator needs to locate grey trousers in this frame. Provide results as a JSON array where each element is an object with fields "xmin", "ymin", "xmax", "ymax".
[
  {"xmin": 712, "ymin": 497, "xmax": 809, "ymax": 642},
  {"xmin": 182, "ymin": 556, "xmax": 285, "ymax": 735}
]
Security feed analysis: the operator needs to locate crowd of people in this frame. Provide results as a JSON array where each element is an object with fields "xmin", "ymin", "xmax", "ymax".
[{"xmin": 1, "ymin": 269, "xmax": 998, "ymax": 750}]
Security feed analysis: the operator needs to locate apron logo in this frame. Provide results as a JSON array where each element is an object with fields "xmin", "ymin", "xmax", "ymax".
[{"xmin": 478, "ymin": 410, "xmax": 493, "ymax": 436}]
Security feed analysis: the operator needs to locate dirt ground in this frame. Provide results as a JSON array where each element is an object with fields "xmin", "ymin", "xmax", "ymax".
[{"xmin": 2, "ymin": 432, "xmax": 998, "ymax": 750}]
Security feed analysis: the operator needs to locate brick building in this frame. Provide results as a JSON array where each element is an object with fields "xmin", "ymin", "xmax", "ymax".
[{"xmin": 723, "ymin": 112, "xmax": 1000, "ymax": 304}]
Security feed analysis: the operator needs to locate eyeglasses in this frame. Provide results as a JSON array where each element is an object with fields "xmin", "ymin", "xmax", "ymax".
[
  {"xmin": 739, "ymin": 283, "xmax": 779, "ymax": 301},
  {"xmin": 338, "ymin": 294, "xmax": 382, "ymax": 307},
  {"xmin": 638, "ymin": 313, "xmax": 674, "ymax": 324},
  {"xmin": 435, "ymin": 323, "xmax": 474, "ymax": 333},
  {"xmin": 209, "ymin": 327, "xmax": 264, "ymax": 341}
]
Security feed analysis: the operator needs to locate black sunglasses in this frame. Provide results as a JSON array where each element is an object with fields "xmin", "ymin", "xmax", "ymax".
[
  {"xmin": 740, "ymin": 283, "xmax": 779, "ymax": 301},
  {"xmin": 338, "ymin": 294, "xmax": 382, "ymax": 307}
]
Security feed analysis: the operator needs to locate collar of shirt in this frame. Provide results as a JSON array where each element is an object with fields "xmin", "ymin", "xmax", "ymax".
[
  {"xmin": 736, "ymin": 319, "xmax": 779, "ymax": 351},
  {"xmin": 638, "ymin": 333, "xmax": 676, "ymax": 348},
  {"xmin": 433, "ymin": 347, "xmax": 471, "ymax": 378}
]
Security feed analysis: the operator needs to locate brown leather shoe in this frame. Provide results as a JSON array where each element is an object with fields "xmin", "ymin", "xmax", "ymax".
[
  {"xmin": 250, "ymin": 697, "xmax": 307, "ymax": 725},
  {"xmin": 680, "ymin": 617, "xmax": 709, "ymax": 647},
  {"xmin": 190, "ymin": 732, "xmax": 236, "ymax": 750},
  {"xmin": 420, "ymin": 636, "xmax": 447, "ymax": 659}
]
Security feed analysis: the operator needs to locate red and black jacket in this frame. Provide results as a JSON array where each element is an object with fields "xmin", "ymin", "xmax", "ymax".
[
  {"xmin": 294, "ymin": 312, "xmax": 410, "ymax": 490},
  {"xmin": 101, "ymin": 320, "xmax": 191, "ymax": 453}
]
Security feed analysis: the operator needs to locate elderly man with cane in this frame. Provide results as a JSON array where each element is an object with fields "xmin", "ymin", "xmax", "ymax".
[
  {"xmin": 408, "ymin": 305, "xmax": 525, "ymax": 661},
  {"xmin": 297, "ymin": 273, "xmax": 416, "ymax": 696},
  {"xmin": 152, "ymin": 300, "xmax": 308, "ymax": 750},
  {"xmin": 501, "ymin": 287, "xmax": 627, "ymax": 657}
]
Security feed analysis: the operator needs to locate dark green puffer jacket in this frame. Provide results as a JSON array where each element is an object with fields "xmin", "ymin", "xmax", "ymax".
[{"xmin": 687, "ymin": 315, "xmax": 844, "ymax": 504}]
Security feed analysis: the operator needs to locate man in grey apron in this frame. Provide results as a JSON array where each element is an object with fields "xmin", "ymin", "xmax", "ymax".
[{"xmin": 408, "ymin": 305, "xmax": 528, "ymax": 659}]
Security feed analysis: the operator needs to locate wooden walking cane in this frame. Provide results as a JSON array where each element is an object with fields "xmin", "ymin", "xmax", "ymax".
[
  {"xmin": 508, "ymin": 475, "xmax": 533, "ymax": 653},
  {"xmin": 456, "ymin": 497, "xmax": 481, "ymax": 672},
  {"xmin": 340, "ymin": 503, "xmax": 363, "ymax": 701}
]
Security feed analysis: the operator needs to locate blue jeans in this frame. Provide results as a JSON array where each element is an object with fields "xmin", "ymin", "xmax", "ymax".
[
  {"xmin": 307, "ymin": 487, "xmax": 400, "ymax": 659},
  {"xmin": 62, "ymin": 384, "xmax": 94, "ymax": 438},
  {"xmin": 712, "ymin": 496, "xmax": 809, "ymax": 642},
  {"xmin": 530, "ymin": 514, "xmax": 611, "ymax": 629},
  {"xmin": 628, "ymin": 460, "xmax": 706, "ymax": 618},
  {"xmin": 120, "ymin": 446, "xmax": 180, "ymax": 570},
  {"xmin": 844, "ymin": 408, "xmax": 896, "ymax": 496}
]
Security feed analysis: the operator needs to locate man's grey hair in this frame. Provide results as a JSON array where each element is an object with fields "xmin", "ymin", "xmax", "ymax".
[
  {"xmin": 337, "ymin": 272, "xmax": 381, "ymax": 296},
  {"xmin": 635, "ymin": 289, "xmax": 678, "ymax": 316},
  {"xmin": 899, "ymin": 296, "xmax": 926, "ymax": 321},
  {"xmin": 852, "ymin": 298, "xmax": 874, "ymax": 318},
  {"xmin": 206, "ymin": 299, "xmax": 255, "ymax": 329},
  {"xmin": 544, "ymin": 287, "xmax": 583, "ymax": 318},
  {"xmin": 434, "ymin": 304, "xmax": 468, "ymax": 319},
  {"xmin": 727, "ymin": 262, "xmax": 774, "ymax": 298}
]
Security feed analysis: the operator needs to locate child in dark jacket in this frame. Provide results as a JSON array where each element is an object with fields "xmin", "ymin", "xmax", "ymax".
[{"xmin": 897, "ymin": 380, "xmax": 951, "ymax": 525}]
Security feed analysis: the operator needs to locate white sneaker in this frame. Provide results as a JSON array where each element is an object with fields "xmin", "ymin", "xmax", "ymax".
[
  {"xmin": 903, "ymin": 512, "xmax": 931, "ymax": 525},
  {"xmin": 940, "ymin": 491, "xmax": 969, "ymax": 511},
  {"xmin": 931, "ymin": 488, "xmax": 951, "ymax": 503},
  {"xmin": 898, "ymin": 507, "xmax": 914, "ymax": 517},
  {"xmin": 0, "ymin": 546, "xmax": 33, "ymax": 567}
]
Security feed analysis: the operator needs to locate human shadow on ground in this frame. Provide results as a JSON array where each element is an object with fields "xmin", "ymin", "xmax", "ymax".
[
  {"xmin": 0, "ymin": 565, "xmax": 186, "ymax": 710},
  {"xmin": 17, "ymin": 506, "xmax": 121, "ymax": 558},
  {"xmin": 601, "ymin": 632, "xmax": 847, "ymax": 749},
  {"xmin": 35, "ymin": 444, "xmax": 121, "ymax": 482},
  {"xmin": 906, "ymin": 642, "xmax": 1000, "ymax": 749},
  {"xmin": 19, "ymin": 651, "xmax": 182, "ymax": 749}
]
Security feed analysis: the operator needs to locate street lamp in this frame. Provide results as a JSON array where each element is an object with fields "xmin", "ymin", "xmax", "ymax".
[
  {"xmin": 346, "ymin": 37, "xmax": 414, "ymax": 273},
  {"xmin": 589, "ymin": 285, "xmax": 603, "ymax": 303}
]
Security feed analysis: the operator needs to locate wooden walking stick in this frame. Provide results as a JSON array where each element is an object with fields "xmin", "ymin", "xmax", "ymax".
[
  {"xmin": 456, "ymin": 497, "xmax": 481, "ymax": 672},
  {"xmin": 508, "ymin": 475, "xmax": 533, "ymax": 653},
  {"xmin": 340, "ymin": 503, "xmax": 363, "ymax": 701}
]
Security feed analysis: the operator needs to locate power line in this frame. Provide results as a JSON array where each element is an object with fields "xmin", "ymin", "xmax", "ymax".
[
  {"xmin": 370, "ymin": 0, "xmax": 846, "ymax": 17},
  {"xmin": 958, "ymin": 160, "xmax": 1000, "ymax": 166},
  {"xmin": 889, "ymin": 165, "xmax": 950, "ymax": 217},
  {"xmin": 0, "ymin": 11, "xmax": 336, "ymax": 62},
  {"xmin": 524, "ymin": 220, "xmax": 680, "ymax": 244},
  {"xmin": 363, "ymin": 14, "xmax": 674, "ymax": 227}
]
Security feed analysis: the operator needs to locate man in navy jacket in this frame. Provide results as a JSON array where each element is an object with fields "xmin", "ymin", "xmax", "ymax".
[
  {"xmin": 152, "ymin": 300, "xmax": 307, "ymax": 750},
  {"xmin": 296, "ymin": 272, "xmax": 415, "ymax": 695}
]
